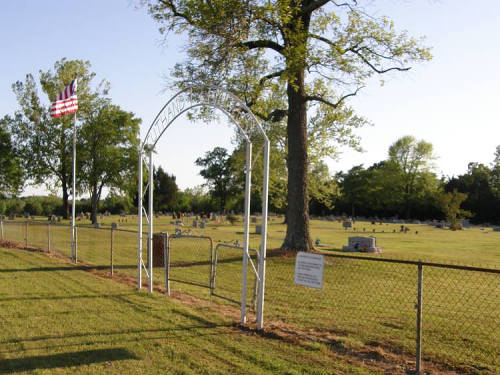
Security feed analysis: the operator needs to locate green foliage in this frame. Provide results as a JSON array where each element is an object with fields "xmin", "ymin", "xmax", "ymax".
[
  {"xmin": 388, "ymin": 136, "xmax": 436, "ymax": 218},
  {"xmin": 308, "ymin": 161, "xmax": 338, "ymax": 216},
  {"xmin": 226, "ymin": 213, "xmax": 238, "ymax": 225},
  {"xmin": 337, "ymin": 157, "xmax": 441, "ymax": 219},
  {"xmin": 7, "ymin": 58, "xmax": 140, "ymax": 222},
  {"xmin": 4, "ymin": 198, "xmax": 25, "ymax": 215},
  {"xmin": 102, "ymin": 192, "xmax": 135, "ymax": 215},
  {"xmin": 0, "ymin": 121, "xmax": 24, "ymax": 195},
  {"xmin": 8, "ymin": 58, "xmax": 110, "ymax": 218},
  {"xmin": 445, "ymin": 162, "xmax": 500, "ymax": 224},
  {"xmin": 78, "ymin": 102, "xmax": 140, "ymax": 223},
  {"xmin": 195, "ymin": 147, "xmax": 239, "ymax": 211},
  {"xmin": 153, "ymin": 167, "xmax": 179, "ymax": 212},
  {"xmin": 439, "ymin": 189, "xmax": 471, "ymax": 230},
  {"xmin": 23, "ymin": 199, "xmax": 43, "ymax": 216},
  {"xmin": 175, "ymin": 186, "xmax": 215, "ymax": 213}
]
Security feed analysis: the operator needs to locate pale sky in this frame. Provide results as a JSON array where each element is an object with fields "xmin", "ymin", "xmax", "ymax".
[{"xmin": 0, "ymin": 0, "xmax": 499, "ymax": 195}]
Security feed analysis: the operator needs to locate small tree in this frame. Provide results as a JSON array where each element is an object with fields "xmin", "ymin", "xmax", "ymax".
[
  {"xmin": 388, "ymin": 136, "xmax": 436, "ymax": 218},
  {"xmin": 153, "ymin": 167, "xmax": 179, "ymax": 212},
  {"xmin": 195, "ymin": 147, "xmax": 237, "ymax": 211},
  {"xmin": 0, "ymin": 120, "xmax": 24, "ymax": 196},
  {"xmin": 439, "ymin": 189, "xmax": 471, "ymax": 230},
  {"xmin": 78, "ymin": 103, "xmax": 140, "ymax": 223}
]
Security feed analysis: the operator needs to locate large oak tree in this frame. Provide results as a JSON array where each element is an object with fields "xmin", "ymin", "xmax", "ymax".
[{"xmin": 145, "ymin": 0, "xmax": 431, "ymax": 251}]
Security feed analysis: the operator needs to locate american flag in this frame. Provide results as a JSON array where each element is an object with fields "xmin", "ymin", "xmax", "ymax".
[{"xmin": 50, "ymin": 80, "xmax": 78, "ymax": 118}]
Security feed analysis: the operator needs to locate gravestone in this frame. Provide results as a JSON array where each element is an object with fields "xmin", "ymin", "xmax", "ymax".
[
  {"xmin": 94, "ymin": 222, "xmax": 101, "ymax": 229},
  {"xmin": 493, "ymin": 227, "xmax": 500, "ymax": 232},
  {"xmin": 175, "ymin": 228, "xmax": 182, "ymax": 236},
  {"xmin": 255, "ymin": 224, "xmax": 262, "ymax": 234},
  {"xmin": 200, "ymin": 221, "xmax": 206, "ymax": 229},
  {"xmin": 111, "ymin": 222, "xmax": 119, "ymax": 230},
  {"xmin": 193, "ymin": 220, "xmax": 198, "ymax": 228},
  {"xmin": 251, "ymin": 217, "xmax": 257, "ymax": 223},
  {"xmin": 342, "ymin": 236, "xmax": 381, "ymax": 253},
  {"xmin": 342, "ymin": 220, "xmax": 352, "ymax": 229}
]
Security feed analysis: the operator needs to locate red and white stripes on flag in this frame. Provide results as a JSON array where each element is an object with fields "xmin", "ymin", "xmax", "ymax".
[{"xmin": 50, "ymin": 80, "xmax": 78, "ymax": 117}]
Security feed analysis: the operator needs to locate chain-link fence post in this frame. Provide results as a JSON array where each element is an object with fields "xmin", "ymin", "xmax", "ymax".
[
  {"xmin": 74, "ymin": 227, "xmax": 78, "ymax": 263},
  {"xmin": 24, "ymin": 221, "xmax": 28, "ymax": 248},
  {"xmin": 164, "ymin": 233, "xmax": 170, "ymax": 295},
  {"xmin": 47, "ymin": 223, "xmax": 51, "ymax": 252},
  {"xmin": 0, "ymin": 218, "xmax": 3, "ymax": 241},
  {"xmin": 416, "ymin": 262, "xmax": 423, "ymax": 374},
  {"xmin": 110, "ymin": 227, "xmax": 114, "ymax": 277}
]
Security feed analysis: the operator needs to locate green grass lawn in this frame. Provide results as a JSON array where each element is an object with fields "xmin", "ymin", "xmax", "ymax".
[
  {"xmin": 2, "ymin": 216, "xmax": 499, "ymax": 374},
  {"xmin": 0, "ymin": 245, "xmax": 384, "ymax": 375}
]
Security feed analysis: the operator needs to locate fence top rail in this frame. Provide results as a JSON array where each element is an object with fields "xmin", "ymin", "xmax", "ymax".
[
  {"xmin": 1, "ymin": 220, "xmax": 138, "ymax": 233},
  {"xmin": 215, "ymin": 242, "xmax": 259, "ymax": 255},
  {"xmin": 318, "ymin": 251, "xmax": 500, "ymax": 274},
  {"xmin": 169, "ymin": 234, "xmax": 213, "ymax": 241}
]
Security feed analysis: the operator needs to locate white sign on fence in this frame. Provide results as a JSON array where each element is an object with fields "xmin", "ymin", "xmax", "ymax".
[{"xmin": 294, "ymin": 251, "xmax": 325, "ymax": 290}]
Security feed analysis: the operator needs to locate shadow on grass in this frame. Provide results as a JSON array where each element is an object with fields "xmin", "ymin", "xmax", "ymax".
[{"xmin": 0, "ymin": 348, "xmax": 138, "ymax": 373}]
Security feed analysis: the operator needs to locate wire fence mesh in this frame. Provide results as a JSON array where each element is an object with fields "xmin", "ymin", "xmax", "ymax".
[
  {"xmin": 212, "ymin": 243, "xmax": 259, "ymax": 310},
  {"xmin": 0, "ymin": 220, "xmax": 498, "ymax": 374}
]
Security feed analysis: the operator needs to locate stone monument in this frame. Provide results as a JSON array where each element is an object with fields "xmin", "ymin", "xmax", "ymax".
[{"xmin": 342, "ymin": 236, "xmax": 381, "ymax": 253}]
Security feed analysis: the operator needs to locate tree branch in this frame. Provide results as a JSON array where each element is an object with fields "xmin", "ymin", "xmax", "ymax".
[
  {"xmin": 303, "ymin": 0, "xmax": 357, "ymax": 15},
  {"xmin": 351, "ymin": 50, "xmax": 411, "ymax": 74},
  {"xmin": 305, "ymin": 86, "xmax": 364, "ymax": 108},
  {"xmin": 259, "ymin": 70, "xmax": 285, "ymax": 86},
  {"xmin": 239, "ymin": 40, "xmax": 285, "ymax": 54},
  {"xmin": 253, "ymin": 108, "xmax": 288, "ymax": 122},
  {"xmin": 157, "ymin": 0, "xmax": 193, "ymax": 23}
]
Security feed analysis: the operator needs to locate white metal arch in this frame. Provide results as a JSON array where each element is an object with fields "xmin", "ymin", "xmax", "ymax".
[{"xmin": 138, "ymin": 85, "xmax": 270, "ymax": 329}]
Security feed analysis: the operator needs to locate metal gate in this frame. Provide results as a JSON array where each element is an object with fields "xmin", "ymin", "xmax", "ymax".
[
  {"xmin": 164, "ymin": 234, "xmax": 214, "ymax": 297},
  {"xmin": 212, "ymin": 243, "xmax": 260, "ymax": 313},
  {"xmin": 163, "ymin": 234, "xmax": 260, "ymax": 321}
]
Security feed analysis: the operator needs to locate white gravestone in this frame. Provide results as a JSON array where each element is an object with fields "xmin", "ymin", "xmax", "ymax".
[
  {"xmin": 342, "ymin": 236, "xmax": 381, "ymax": 253},
  {"xmin": 294, "ymin": 252, "xmax": 325, "ymax": 290}
]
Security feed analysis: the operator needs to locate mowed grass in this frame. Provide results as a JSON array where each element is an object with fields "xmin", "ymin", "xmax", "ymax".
[
  {"xmin": 0, "ymin": 246, "xmax": 379, "ymax": 375},
  {"xmin": 2, "ymin": 217, "xmax": 499, "ymax": 373}
]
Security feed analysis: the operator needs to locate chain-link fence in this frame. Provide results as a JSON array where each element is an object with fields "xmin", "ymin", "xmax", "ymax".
[
  {"xmin": 1, "ymin": 220, "xmax": 498, "ymax": 374},
  {"xmin": 264, "ymin": 252, "xmax": 499, "ymax": 374}
]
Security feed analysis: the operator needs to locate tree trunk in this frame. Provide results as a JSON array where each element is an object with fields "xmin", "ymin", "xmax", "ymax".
[
  {"xmin": 281, "ymin": 69, "xmax": 313, "ymax": 252},
  {"xmin": 90, "ymin": 194, "xmax": 98, "ymax": 224},
  {"xmin": 62, "ymin": 183, "xmax": 69, "ymax": 220},
  {"xmin": 90, "ymin": 184, "xmax": 102, "ymax": 224}
]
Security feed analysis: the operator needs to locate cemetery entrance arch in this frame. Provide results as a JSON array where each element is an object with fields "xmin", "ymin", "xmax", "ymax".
[{"xmin": 138, "ymin": 86, "xmax": 270, "ymax": 328}]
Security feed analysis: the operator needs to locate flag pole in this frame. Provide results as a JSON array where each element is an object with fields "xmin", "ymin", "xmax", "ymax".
[{"xmin": 71, "ymin": 81, "xmax": 77, "ymax": 262}]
